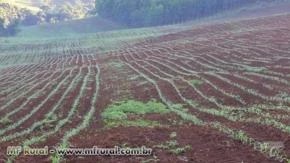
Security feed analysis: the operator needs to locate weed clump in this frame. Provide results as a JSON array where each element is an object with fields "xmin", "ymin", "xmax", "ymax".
[
  {"xmin": 189, "ymin": 79, "xmax": 203, "ymax": 87},
  {"xmin": 102, "ymin": 100, "xmax": 170, "ymax": 128}
]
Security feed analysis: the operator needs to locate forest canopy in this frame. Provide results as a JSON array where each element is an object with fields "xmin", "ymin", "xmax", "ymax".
[{"xmin": 95, "ymin": 0, "xmax": 279, "ymax": 27}]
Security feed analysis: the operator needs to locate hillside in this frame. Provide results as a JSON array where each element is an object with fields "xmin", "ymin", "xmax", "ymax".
[
  {"xmin": 2, "ymin": 0, "xmax": 290, "ymax": 37},
  {"xmin": 213, "ymin": 1, "xmax": 290, "ymax": 20},
  {"xmin": 18, "ymin": 16, "xmax": 124, "ymax": 37},
  {"xmin": 0, "ymin": 0, "xmax": 95, "ymax": 29},
  {"xmin": 96, "ymin": 0, "xmax": 290, "ymax": 27},
  {"xmin": 0, "ymin": 0, "xmax": 41, "ymax": 13},
  {"xmin": 15, "ymin": 1, "xmax": 290, "ymax": 38}
]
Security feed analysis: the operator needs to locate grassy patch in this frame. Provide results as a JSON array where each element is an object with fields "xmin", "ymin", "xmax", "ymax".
[
  {"xmin": 0, "ymin": 116, "xmax": 12, "ymax": 125},
  {"xmin": 242, "ymin": 66, "xmax": 267, "ymax": 73},
  {"xmin": 189, "ymin": 79, "xmax": 203, "ymax": 87},
  {"xmin": 102, "ymin": 100, "xmax": 170, "ymax": 128}
]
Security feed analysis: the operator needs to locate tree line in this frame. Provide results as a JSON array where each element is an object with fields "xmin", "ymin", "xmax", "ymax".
[
  {"xmin": 0, "ymin": 19, "xmax": 19, "ymax": 36},
  {"xmin": 96, "ymin": 0, "xmax": 286, "ymax": 27},
  {"xmin": 0, "ymin": 3, "xmax": 19, "ymax": 36}
]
